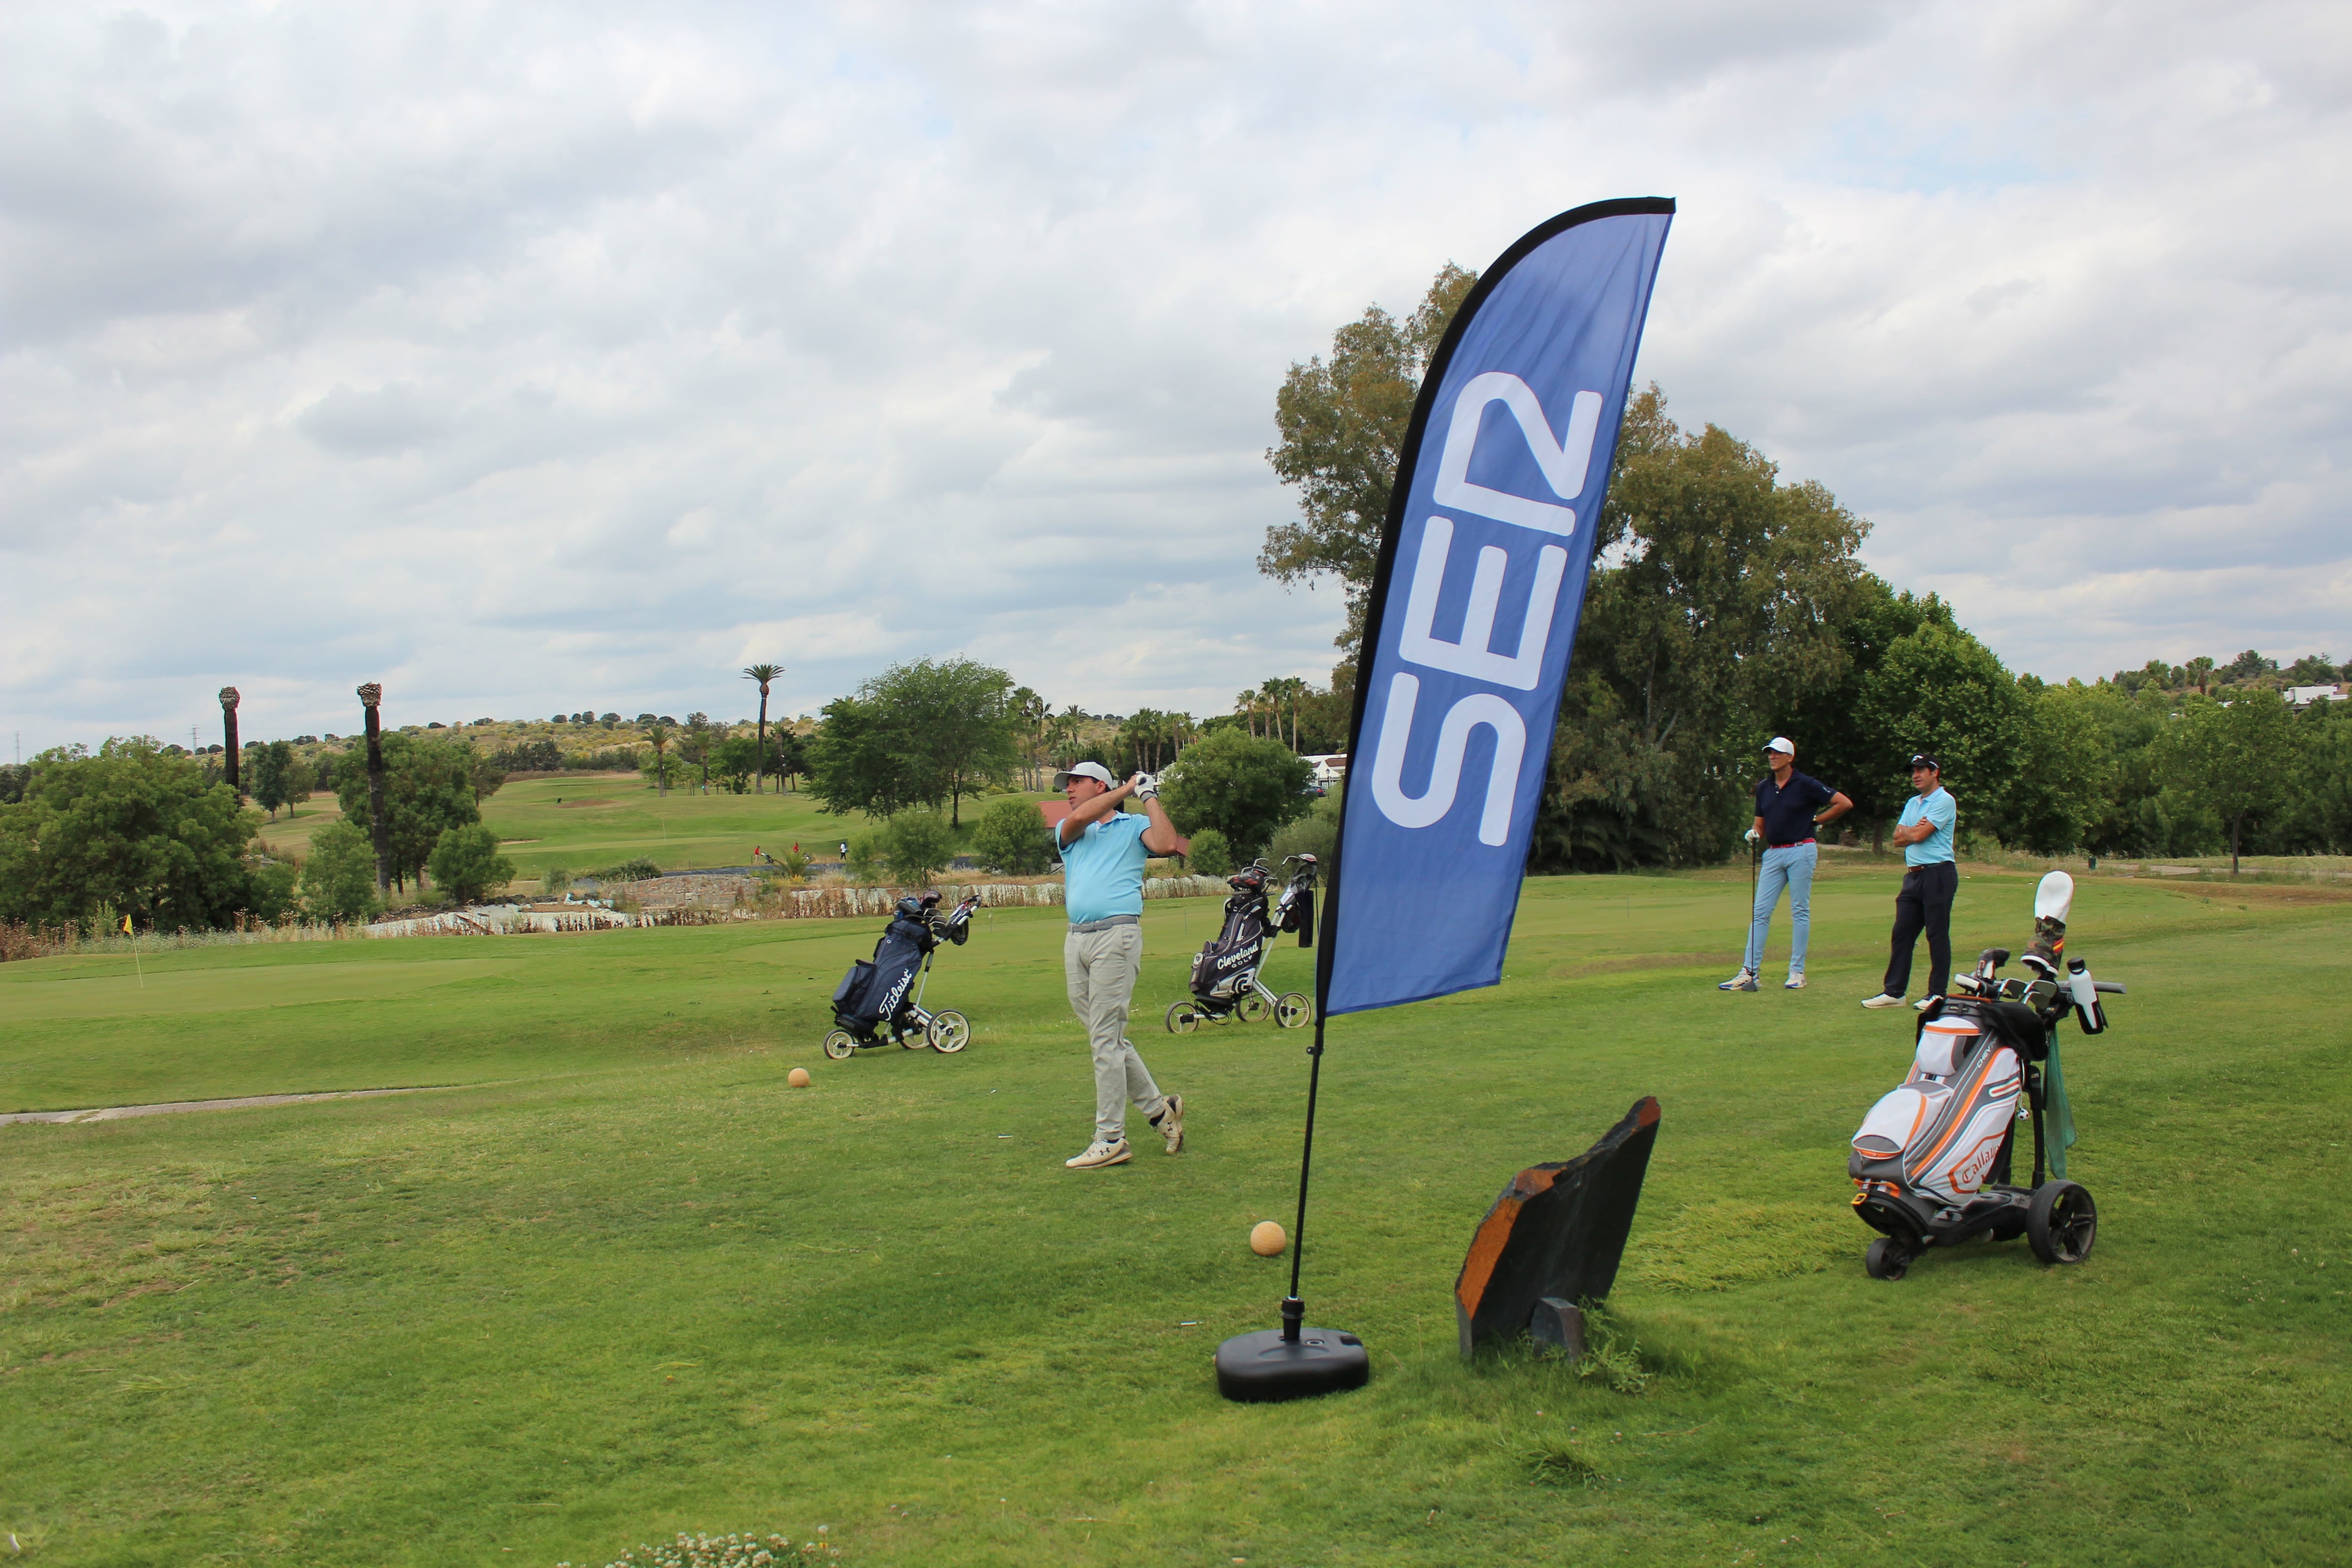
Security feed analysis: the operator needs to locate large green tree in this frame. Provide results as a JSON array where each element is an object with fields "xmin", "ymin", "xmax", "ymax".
[
  {"xmin": 2161, "ymin": 689, "xmax": 2296, "ymax": 873},
  {"xmin": 0, "ymin": 738, "xmax": 269, "ymax": 929},
  {"xmin": 1532, "ymin": 389, "xmax": 1871, "ymax": 870},
  {"xmin": 1261, "ymin": 263, "xmax": 1478, "ymax": 654},
  {"xmin": 807, "ymin": 658, "xmax": 1018, "ymax": 826},
  {"xmin": 331, "ymin": 733, "xmax": 485, "ymax": 895}
]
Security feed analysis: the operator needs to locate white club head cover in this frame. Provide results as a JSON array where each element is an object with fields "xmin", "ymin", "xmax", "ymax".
[{"xmin": 2034, "ymin": 870, "xmax": 2075, "ymax": 925}]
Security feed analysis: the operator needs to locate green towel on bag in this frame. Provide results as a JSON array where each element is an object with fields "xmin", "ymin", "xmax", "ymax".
[{"xmin": 2042, "ymin": 1030, "xmax": 2077, "ymax": 1180}]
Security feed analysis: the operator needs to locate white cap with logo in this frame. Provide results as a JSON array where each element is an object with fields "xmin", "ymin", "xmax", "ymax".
[
  {"xmin": 1763, "ymin": 736, "xmax": 1796, "ymax": 756},
  {"xmin": 1052, "ymin": 761, "xmax": 1118, "ymax": 789}
]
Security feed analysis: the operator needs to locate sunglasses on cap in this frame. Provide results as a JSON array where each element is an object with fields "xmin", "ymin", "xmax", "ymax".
[{"xmin": 1908, "ymin": 755, "xmax": 1939, "ymax": 771}]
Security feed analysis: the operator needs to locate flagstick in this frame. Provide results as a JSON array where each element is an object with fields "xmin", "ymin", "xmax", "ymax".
[{"xmin": 130, "ymin": 930, "xmax": 144, "ymax": 990}]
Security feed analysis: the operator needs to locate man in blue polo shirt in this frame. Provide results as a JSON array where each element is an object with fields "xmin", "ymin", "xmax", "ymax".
[
  {"xmin": 1719, "ymin": 736, "xmax": 1851, "ymax": 993},
  {"xmin": 1862, "ymin": 754, "xmax": 1958, "ymax": 1010},
  {"xmin": 1051, "ymin": 761, "xmax": 1192, "ymax": 1170}
]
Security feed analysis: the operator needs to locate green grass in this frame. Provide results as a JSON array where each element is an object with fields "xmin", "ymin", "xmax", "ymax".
[
  {"xmin": 2, "ymin": 867, "xmax": 2345, "ymax": 1566},
  {"xmin": 254, "ymin": 775, "xmax": 1058, "ymax": 881}
]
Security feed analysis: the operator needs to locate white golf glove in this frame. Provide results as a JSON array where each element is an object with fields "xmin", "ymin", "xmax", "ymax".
[
  {"xmin": 1130, "ymin": 772, "xmax": 1160, "ymax": 801},
  {"xmin": 1743, "ymin": 827, "xmax": 1761, "ymax": 845}
]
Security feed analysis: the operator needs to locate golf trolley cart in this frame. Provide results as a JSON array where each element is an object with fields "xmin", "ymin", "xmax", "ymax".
[
  {"xmin": 1166, "ymin": 854, "xmax": 1317, "ymax": 1034},
  {"xmin": 1848, "ymin": 872, "xmax": 2124, "ymax": 1280},
  {"xmin": 824, "ymin": 891, "xmax": 980, "ymax": 1059}
]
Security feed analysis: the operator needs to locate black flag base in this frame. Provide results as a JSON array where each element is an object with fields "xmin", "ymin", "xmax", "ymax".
[{"xmin": 1215, "ymin": 1296, "xmax": 1369, "ymax": 1403}]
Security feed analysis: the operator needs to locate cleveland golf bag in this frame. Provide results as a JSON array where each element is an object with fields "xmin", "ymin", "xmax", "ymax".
[
  {"xmin": 824, "ymin": 892, "xmax": 979, "ymax": 1058},
  {"xmin": 1165, "ymin": 855, "xmax": 1316, "ymax": 1033},
  {"xmin": 1848, "ymin": 872, "xmax": 2123, "ymax": 1280}
]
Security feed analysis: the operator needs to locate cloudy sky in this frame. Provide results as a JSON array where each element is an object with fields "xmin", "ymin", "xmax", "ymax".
[{"xmin": 5, "ymin": 0, "xmax": 2346, "ymax": 754}]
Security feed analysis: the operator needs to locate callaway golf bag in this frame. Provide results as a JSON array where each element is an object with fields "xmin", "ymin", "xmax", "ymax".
[
  {"xmin": 1847, "ymin": 872, "xmax": 2123, "ymax": 1280},
  {"xmin": 825, "ymin": 892, "xmax": 979, "ymax": 1058},
  {"xmin": 1165, "ymin": 855, "xmax": 1317, "ymax": 1033}
]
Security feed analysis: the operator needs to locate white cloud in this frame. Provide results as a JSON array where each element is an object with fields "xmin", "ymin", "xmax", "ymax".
[{"xmin": 2, "ymin": 0, "xmax": 2347, "ymax": 755}]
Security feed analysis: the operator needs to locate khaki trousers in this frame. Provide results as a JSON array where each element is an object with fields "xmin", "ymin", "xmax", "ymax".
[{"xmin": 1064, "ymin": 922, "xmax": 1166, "ymax": 1143}]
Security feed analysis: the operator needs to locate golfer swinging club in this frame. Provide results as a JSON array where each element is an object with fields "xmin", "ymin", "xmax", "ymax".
[{"xmin": 1051, "ymin": 762, "xmax": 1190, "ymax": 1169}]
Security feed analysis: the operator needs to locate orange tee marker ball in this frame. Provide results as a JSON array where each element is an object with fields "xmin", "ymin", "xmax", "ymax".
[
  {"xmin": 787, "ymin": 1067, "xmax": 812, "ymax": 1088},
  {"xmin": 1249, "ymin": 1221, "xmax": 1287, "ymax": 1257}
]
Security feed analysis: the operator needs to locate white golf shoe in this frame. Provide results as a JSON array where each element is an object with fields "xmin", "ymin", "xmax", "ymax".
[
  {"xmin": 1153, "ymin": 1093, "xmax": 1185, "ymax": 1154},
  {"xmin": 1065, "ymin": 1138, "xmax": 1132, "ymax": 1170},
  {"xmin": 1784, "ymin": 973, "xmax": 1806, "ymax": 990},
  {"xmin": 1860, "ymin": 993, "xmax": 1906, "ymax": 1009}
]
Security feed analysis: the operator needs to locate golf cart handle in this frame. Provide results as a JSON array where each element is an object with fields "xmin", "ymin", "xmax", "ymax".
[{"xmin": 2092, "ymin": 980, "xmax": 2124, "ymax": 995}]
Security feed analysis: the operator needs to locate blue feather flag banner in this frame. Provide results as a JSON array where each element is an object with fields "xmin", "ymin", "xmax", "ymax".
[{"xmin": 1317, "ymin": 199, "xmax": 1673, "ymax": 1017}]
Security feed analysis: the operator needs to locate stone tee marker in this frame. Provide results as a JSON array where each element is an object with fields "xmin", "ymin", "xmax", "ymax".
[{"xmin": 1454, "ymin": 1095, "xmax": 1660, "ymax": 1359}]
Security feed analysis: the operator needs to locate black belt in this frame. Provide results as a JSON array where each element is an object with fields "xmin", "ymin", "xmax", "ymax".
[{"xmin": 1767, "ymin": 838, "xmax": 1816, "ymax": 849}]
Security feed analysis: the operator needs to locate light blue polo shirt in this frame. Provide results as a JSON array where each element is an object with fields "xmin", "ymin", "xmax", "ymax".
[
  {"xmin": 1057, "ymin": 810, "xmax": 1151, "ymax": 924},
  {"xmin": 1899, "ymin": 787, "xmax": 1956, "ymax": 867}
]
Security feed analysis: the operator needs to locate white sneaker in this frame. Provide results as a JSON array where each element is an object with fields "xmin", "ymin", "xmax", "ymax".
[
  {"xmin": 1914, "ymin": 996, "xmax": 1937, "ymax": 1011},
  {"xmin": 1153, "ymin": 1093, "xmax": 1185, "ymax": 1154},
  {"xmin": 1717, "ymin": 969, "xmax": 1759, "ymax": 992},
  {"xmin": 1065, "ymin": 1138, "xmax": 1131, "ymax": 1170},
  {"xmin": 1860, "ymin": 993, "xmax": 1906, "ymax": 1009},
  {"xmin": 1784, "ymin": 973, "xmax": 1806, "ymax": 990}
]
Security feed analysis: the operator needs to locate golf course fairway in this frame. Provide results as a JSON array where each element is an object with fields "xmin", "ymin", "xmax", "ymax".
[{"xmin": 2, "ymin": 865, "xmax": 2344, "ymax": 1565}]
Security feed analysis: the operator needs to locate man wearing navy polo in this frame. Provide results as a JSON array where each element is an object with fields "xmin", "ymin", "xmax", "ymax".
[
  {"xmin": 1719, "ymin": 737, "xmax": 1851, "ymax": 993},
  {"xmin": 1051, "ymin": 762, "xmax": 1191, "ymax": 1170},
  {"xmin": 1862, "ymin": 754, "xmax": 1958, "ymax": 1010}
]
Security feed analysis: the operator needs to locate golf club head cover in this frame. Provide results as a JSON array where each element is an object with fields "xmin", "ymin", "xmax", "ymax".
[
  {"xmin": 2066, "ymin": 958, "xmax": 2106, "ymax": 1034},
  {"xmin": 2034, "ymin": 870, "xmax": 2075, "ymax": 924}
]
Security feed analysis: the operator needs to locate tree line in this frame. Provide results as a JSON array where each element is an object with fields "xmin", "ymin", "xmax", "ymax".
[{"xmin": 1259, "ymin": 265, "xmax": 2352, "ymax": 873}]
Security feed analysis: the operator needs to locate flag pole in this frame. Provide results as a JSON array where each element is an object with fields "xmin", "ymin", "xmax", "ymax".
[{"xmin": 1279, "ymin": 1011, "xmax": 1328, "ymax": 1341}]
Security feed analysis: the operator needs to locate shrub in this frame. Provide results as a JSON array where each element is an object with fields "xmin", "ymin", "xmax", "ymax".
[
  {"xmin": 844, "ymin": 828, "xmax": 881, "ymax": 884},
  {"xmin": 593, "ymin": 857, "xmax": 663, "ymax": 883},
  {"xmin": 1160, "ymin": 730, "xmax": 1313, "ymax": 858},
  {"xmin": 1185, "ymin": 828, "xmax": 1233, "ymax": 877},
  {"xmin": 1267, "ymin": 787, "xmax": 1342, "ymax": 866},
  {"xmin": 427, "ymin": 823, "xmax": 514, "ymax": 904},
  {"xmin": 878, "ymin": 810, "xmax": 959, "ymax": 883},
  {"xmin": 542, "ymin": 864, "xmax": 571, "ymax": 897},
  {"xmin": 301, "ymin": 821, "xmax": 381, "ymax": 922},
  {"xmin": 969, "ymin": 796, "xmax": 1054, "ymax": 874}
]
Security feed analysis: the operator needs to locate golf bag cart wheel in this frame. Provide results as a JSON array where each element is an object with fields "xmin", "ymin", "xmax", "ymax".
[
  {"xmin": 1274, "ymin": 992, "xmax": 1313, "ymax": 1029},
  {"xmin": 1165, "ymin": 1001, "xmax": 1201, "ymax": 1035},
  {"xmin": 927, "ymin": 1010, "xmax": 971, "ymax": 1053},
  {"xmin": 1864, "ymin": 1238, "xmax": 1912, "ymax": 1281},
  {"xmin": 1239, "ymin": 992, "xmax": 1273, "ymax": 1025},
  {"xmin": 821, "ymin": 1029, "xmax": 856, "ymax": 1061},
  {"xmin": 2027, "ymin": 1180, "xmax": 2098, "ymax": 1265}
]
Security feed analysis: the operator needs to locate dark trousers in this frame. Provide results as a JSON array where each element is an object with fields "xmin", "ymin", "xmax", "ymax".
[{"xmin": 1883, "ymin": 860, "xmax": 1957, "ymax": 998}]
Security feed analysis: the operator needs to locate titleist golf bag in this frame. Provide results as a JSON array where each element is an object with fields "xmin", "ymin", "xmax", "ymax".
[
  {"xmin": 825, "ymin": 892, "xmax": 979, "ymax": 1058},
  {"xmin": 1847, "ymin": 872, "xmax": 2122, "ymax": 1280},
  {"xmin": 1166, "ymin": 855, "xmax": 1316, "ymax": 1032}
]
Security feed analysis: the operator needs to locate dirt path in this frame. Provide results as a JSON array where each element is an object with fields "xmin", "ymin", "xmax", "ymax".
[{"xmin": 0, "ymin": 1085, "xmax": 456, "ymax": 1126}]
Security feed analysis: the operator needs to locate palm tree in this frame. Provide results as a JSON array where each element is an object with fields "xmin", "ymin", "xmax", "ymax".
[
  {"xmin": 1261, "ymin": 677, "xmax": 1309, "ymax": 750},
  {"xmin": 647, "ymin": 722, "xmax": 672, "ymax": 796},
  {"xmin": 743, "ymin": 663, "xmax": 784, "ymax": 792},
  {"xmin": 1235, "ymin": 687, "xmax": 1262, "ymax": 739}
]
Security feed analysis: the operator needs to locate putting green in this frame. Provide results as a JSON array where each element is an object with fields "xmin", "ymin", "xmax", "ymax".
[{"xmin": 0, "ymin": 957, "xmax": 519, "ymax": 1023}]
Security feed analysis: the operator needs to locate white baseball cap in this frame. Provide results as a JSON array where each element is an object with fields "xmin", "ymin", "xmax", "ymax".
[
  {"xmin": 1763, "ymin": 736, "xmax": 1796, "ymax": 756},
  {"xmin": 1053, "ymin": 761, "xmax": 1118, "ymax": 789}
]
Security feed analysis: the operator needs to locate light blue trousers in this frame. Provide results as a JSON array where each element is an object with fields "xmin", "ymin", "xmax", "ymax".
[{"xmin": 1744, "ymin": 842, "xmax": 1818, "ymax": 975}]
